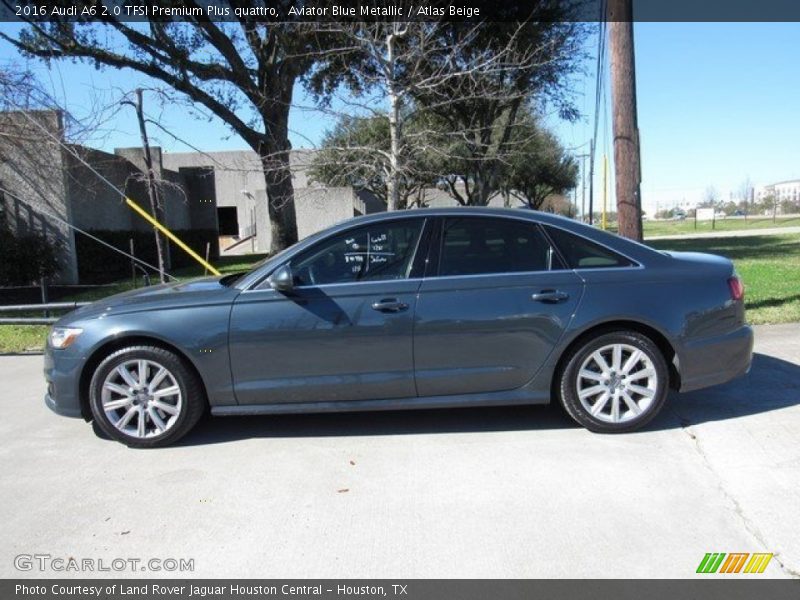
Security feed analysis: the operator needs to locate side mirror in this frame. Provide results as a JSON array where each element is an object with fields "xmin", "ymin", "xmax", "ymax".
[{"xmin": 268, "ymin": 264, "xmax": 294, "ymax": 293}]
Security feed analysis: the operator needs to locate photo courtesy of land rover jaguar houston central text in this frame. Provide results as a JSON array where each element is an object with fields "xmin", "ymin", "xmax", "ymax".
[{"xmin": 43, "ymin": 208, "xmax": 753, "ymax": 447}]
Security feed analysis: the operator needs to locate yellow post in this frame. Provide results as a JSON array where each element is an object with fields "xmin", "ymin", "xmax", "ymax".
[
  {"xmin": 125, "ymin": 197, "xmax": 221, "ymax": 276},
  {"xmin": 602, "ymin": 154, "xmax": 608, "ymax": 230}
]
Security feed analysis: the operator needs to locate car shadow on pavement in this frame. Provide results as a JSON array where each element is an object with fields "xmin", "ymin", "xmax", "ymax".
[
  {"xmin": 177, "ymin": 352, "xmax": 799, "ymax": 446},
  {"xmin": 649, "ymin": 352, "xmax": 800, "ymax": 431}
]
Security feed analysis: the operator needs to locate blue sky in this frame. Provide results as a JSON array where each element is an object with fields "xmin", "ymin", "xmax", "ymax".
[{"xmin": 1, "ymin": 22, "xmax": 798, "ymax": 213}]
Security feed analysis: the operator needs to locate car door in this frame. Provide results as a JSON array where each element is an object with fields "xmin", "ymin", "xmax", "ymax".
[
  {"xmin": 228, "ymin": 218, "xmax": 429, "ymax": 405},
  {"xmin": 413, "ymin": 215, "xmax": 584, "ymax": 397}
]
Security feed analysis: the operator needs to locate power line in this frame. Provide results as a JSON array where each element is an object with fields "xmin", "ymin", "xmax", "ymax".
[{"xmin": 588, "ymin": 8, "xmax": 607, "ymax": 225}]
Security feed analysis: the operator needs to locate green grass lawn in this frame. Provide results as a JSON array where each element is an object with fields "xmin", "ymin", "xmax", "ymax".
[
  {"xmin": 1, "ymin": 234, "xmax": 798, "ymax": 353},
  {"xmin": 0, "ymin": 324, "xmax": 51, "ymax": 353},
  {"xmin": 642, "ymin": 215, "xmax": 800, "ymax": 238}
]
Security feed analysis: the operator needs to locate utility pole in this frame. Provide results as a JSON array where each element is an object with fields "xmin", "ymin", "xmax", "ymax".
[
  {"xmin": 128, "ymin": 88, "xmax": 167, "ymax": 283},
  {"xmin": 607, "ymin": 0, "xmax": 643, "ymax": 241},
  {"xmin": 580, "ymin": 153, "xmax": 588, "ymax": 221}
]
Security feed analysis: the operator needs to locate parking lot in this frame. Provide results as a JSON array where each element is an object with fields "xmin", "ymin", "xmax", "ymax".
[{"xmin": 1, "ymin": 323, "xmax": 798, "ymax": 579}]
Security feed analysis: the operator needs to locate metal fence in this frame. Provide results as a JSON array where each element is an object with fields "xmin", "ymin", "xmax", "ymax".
[{"xmin": 0, "ymin": 302, "xmax": 90, "ymax": 325}]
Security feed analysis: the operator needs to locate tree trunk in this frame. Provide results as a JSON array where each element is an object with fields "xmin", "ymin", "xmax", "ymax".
[
  {"xmin": 260, "ymin": 82, "xmax": 299, "ymax": 256},
  {"xmin": 385, "ymin": 26, "xmax": 404, "ymax": 212},
  {"xmin": 387, "ymin": 91, "xmax": 401, "ymax": 212},
  {"xmin": 260, "ymin": 144, "xmax": 298, "ymax": 255}
]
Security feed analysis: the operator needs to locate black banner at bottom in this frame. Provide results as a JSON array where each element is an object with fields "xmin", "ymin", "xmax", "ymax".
[{"xmin": 3, "ymin": 580, "xmax": 800, "ymax": 600}]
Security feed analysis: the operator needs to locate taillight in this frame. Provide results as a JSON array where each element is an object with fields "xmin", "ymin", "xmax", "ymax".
[{"xmin": 728, "ymin": 276, "xmax": 745, "ymax": 301}]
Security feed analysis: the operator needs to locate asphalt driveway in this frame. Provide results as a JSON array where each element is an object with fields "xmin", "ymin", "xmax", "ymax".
[{"xmin": 1, "ymin": 324, "xmax": 798, "ymax": 578}]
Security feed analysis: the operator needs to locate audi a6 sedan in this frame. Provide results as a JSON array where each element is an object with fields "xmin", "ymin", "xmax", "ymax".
[{"xmin": 44, "ymin": 208, "xmax": 753, "ymax": 447}]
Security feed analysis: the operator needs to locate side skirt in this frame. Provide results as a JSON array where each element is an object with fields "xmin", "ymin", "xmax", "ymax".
[{"xmin": 211, "ymin": 389, "xmax": 551, "ymax": 417}]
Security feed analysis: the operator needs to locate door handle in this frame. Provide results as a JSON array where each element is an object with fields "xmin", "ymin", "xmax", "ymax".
[
  {"xmin": 532, "ymin": 290, "xmax": 569, "ymax": 303},
  {"xmin": 371, "ymin": 298, "xmax": 409, "ymax": 313}
]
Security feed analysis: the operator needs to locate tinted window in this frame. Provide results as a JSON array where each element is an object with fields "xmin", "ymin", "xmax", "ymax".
[
  {"xmin": 438, "ymin": 217, "xmax": 559, "ymax": 277},
  {"xmin": 545, "ymin": 226, "xmax": 634, "ymax": 269},
  {"xmin": 291, "ymin": 220, "xmax": 424, "ymax": 286}
]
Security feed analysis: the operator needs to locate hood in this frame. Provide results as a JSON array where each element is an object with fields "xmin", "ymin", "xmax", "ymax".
[{"xmin": 59, "ymin": 277, "xmax": 240, "ymax": 324}]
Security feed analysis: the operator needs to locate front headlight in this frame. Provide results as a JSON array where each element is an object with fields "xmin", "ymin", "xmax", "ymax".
[{"xmin": 48, "ymin": 327, "xmax": 83, "ymax": 349}]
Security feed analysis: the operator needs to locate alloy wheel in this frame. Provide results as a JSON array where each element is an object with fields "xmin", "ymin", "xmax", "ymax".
[
  {"xmin": 100, "ymin": 359, "xmax": 183, "ymax": 438},
  {"xmin": 575, "ymin": 343, "xmax": 658, "ymax": 424}
]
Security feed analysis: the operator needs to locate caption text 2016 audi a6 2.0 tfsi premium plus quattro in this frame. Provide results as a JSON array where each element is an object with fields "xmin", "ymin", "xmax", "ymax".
[{"xmin": 44, "ymin": 208, "xmax": 753, "ymax": 447}]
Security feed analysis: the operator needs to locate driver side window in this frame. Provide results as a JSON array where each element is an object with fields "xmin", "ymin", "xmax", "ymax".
[{"xmin": 290, "ymin": 220, "xmax": 424, "ymax": 287}]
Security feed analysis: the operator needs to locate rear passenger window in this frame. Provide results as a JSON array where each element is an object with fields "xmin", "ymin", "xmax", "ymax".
[
  {"xmin": 545, "ymin": 226, "xmax": 634, "ymax": 269},
  {"xmin": 438, "ymin": 217, "xmax": 560, "ymax": 276}
]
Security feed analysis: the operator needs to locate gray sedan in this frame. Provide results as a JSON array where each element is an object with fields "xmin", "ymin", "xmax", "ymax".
[{"xmin": 44, "ymin": 208, "xmax": 753, "ymax": 447}]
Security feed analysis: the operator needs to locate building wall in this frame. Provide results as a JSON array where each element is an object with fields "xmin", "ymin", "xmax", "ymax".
[
  {"xmin": 296, "ymin": 187, "xmax": 357, "ymax": 240},
  {"xmin": 0, "ymin": 110, "xmax": 78, "ymax": 283},
  {"xmin": 163, "ymin": 149, "xmax": 366, "ymax": 252},
  {"xmin": 756, "ymin": 180, "xmax": 800, "ymax": 203},
  {"xmin": 64, "ymin": 147, "xmax": 144, "ymax": 232}
]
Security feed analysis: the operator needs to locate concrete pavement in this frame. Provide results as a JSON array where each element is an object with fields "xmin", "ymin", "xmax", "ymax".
[{"xmin": 1, "ymin": 323, "xmax": 798, "ymax": 578}]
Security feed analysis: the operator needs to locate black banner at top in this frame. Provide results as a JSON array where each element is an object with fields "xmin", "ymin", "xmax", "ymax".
[{"xmin": 2, "ymin": 0, "xmax": 800, "ymax": 23}]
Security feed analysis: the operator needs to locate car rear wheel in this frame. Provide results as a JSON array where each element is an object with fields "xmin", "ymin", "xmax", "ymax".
[
  {"xmin": 89, "ymin": 346, "xmax": 206, "ymax": 448},
  {"xmin": 558, "ymin": 331, "xmax": 669, "ymax": 433}
]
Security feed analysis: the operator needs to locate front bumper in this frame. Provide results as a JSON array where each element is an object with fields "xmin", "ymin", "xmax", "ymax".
[
  {"xmin": 678, "ymin": 324, "xmax": 754, "ymax": 393},
  {"xmin": 43, "ymin": 347, "xmax": 85, "ymax": 419}
]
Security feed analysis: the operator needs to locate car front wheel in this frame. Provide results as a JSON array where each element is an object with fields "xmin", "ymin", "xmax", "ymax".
[
  {"xmin": 558, "ymin": 330, "xmax": 669, "ymax": 433},
  {"xmin": 89, "ymin": 346, "xmax": 205, "ymax": 448}
]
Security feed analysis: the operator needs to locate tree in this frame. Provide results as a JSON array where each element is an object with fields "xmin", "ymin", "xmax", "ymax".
[
  {"xmin": 309, "ymin": 113, "xmax": 429, "ymax": 209},
  {"xmin": 2, "ymin": 9, "xmax": 338, "ymax": 254},
  {"xmin": 306, "ymin": 16, "xmax": 584, "ymax": 208},
  {"xmin": 737, "ymin": 177, "xmax": 753, "ymax": 206},
  {"xmin": 307, "ymin": 22, "xmax": 457, "ymax": 211},
  {"xmin": 780, "ymin": 198, "xmax": 799, "ymax": 216},
  {"xmin": 698, "ymin": 186, "xmax": 720, "ymax": 209},
  {"xmin": 311, "ymin": 108, "xmax": 577, "ymax": 212},
  {"xmin": 500, "ymin": 115, "xmax": 578, "ymax": 209},
  {"xmin": 412, "ymin": 20, "xmax": 583, "ymax": 206}
]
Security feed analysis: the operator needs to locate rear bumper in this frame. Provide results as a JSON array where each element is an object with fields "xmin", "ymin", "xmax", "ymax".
[{"xmin": 678, "ymin": 325, "xmax": 754, "ymax": 393}]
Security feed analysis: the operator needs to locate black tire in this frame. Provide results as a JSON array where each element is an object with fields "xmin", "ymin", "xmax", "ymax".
[
  {"xmin": 558, "ymin": 330, "xmax": 669, "ymax": 433},
  {"xmin": 89, "ymin": 346, "xmax": 206, "ymax": 448}
]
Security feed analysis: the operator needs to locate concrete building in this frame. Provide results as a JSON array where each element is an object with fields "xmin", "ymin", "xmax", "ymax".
[
  {"xmin": 0, "ymin": 110, "xmax": 385, "ymax": 283},
  {"xmin": 756, "ymin": 179, "xmax": 800, "ymax": 204},
  {"xmin": 161, "ymin": 150, "xmax": 384, "ymax": 254},
  {"xmin": 0, "ymin": 110, "xmax": 216, "ymax": 283}
]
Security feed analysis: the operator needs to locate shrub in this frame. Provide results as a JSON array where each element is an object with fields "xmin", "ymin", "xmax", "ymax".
[{"xmin": 0, "ymin": 226, "xmax": 59, "ymax": 286}]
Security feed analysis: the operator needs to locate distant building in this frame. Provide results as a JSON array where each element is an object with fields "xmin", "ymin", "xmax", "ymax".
[{"xmin": 756, "ymin": 179, "xmax": 800, "ymax": 204}]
